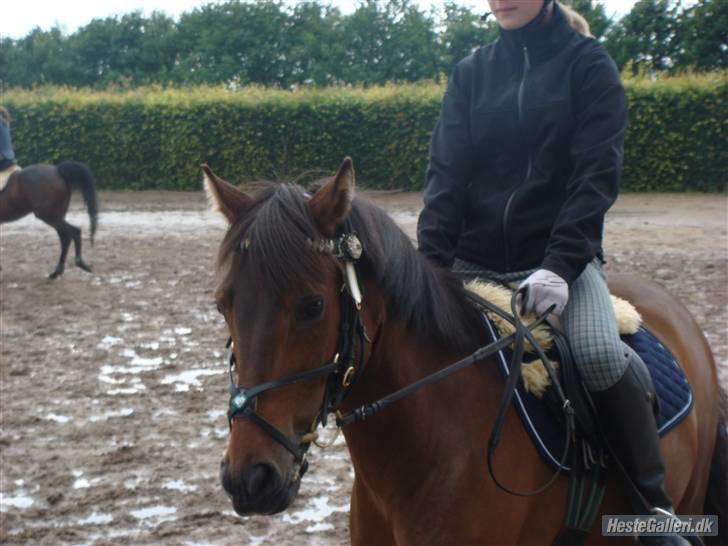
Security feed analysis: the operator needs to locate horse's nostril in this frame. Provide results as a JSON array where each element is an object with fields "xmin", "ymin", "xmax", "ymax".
[
  {"xmin": 245, "ymin": 463, "xmax": 276, "ymax": 498},
  {"xmin": 220, "ymin": 460, "xmax": 234, "ymax": 496}
]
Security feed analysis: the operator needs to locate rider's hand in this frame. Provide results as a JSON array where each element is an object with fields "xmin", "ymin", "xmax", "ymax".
[{"xmin": 517, "ymin": 269, "xmax": 569, "ymax": 317}]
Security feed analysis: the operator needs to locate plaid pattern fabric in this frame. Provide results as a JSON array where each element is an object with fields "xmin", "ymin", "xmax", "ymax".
[{"xmin": 454, "ymin": 257, "xmax": 627, "ymax": 391}]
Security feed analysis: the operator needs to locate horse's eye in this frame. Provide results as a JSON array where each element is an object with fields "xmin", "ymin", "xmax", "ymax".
[
  {"xmin": 296, "ymin": 296, "xmax": 324, "ymax": 322},
  {"xmin": 215, "ymin": 301, "xmax": 224, "ymax": 315}
]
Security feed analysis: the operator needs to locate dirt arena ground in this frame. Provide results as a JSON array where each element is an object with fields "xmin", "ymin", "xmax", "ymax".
[{"xmin": 1, "ymin": 190, "xmax": 726, "ymax": 546}]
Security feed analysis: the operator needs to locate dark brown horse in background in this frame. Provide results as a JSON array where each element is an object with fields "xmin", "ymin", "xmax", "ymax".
[
  {"xmin": 0, "ymin": 161, "xmax": 98, "ymax": 279},
  {"xmin": 204, "ymin": 158, "xmax": 726, "ymax": 546}
]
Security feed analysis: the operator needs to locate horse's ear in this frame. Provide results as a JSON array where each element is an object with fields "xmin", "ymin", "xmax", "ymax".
[
  {"xmin": 202, "ymin": 164, "xmax": 252, "ymax": 224},
  {"xmin": 308, "ymin": 157, "xmax": 355, "ymax": 237}
]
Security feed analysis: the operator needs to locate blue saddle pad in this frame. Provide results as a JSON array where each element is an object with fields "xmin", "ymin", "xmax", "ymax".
[{"xmin": 487, "ymin": 320, "xmax": 693, "ymax": 472}]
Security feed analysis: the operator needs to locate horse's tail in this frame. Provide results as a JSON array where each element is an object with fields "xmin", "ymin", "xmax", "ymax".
[
  {"xmin": 704, "ymin": 386, "xmax": 728, "ymax": 546},
  {"xmin": 57, "ymin": 161, "xmax": 98, "ymax": 245}
]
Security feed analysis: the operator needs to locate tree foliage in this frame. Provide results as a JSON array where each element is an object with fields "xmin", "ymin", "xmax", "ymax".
[
  {"xmin": 675, "ymin": 0, "xmax": 727, "ymax": 71},
  {"xmin": 604, "ymin": 0, "xmax": 682, "ymax": 73},
  {"xmin": 0, "ymin": 0, "xmax": 725, "ymax": 89},
  {"xmin": 439, "ymin": 2, "xmax": 498, "ymax": 73}
]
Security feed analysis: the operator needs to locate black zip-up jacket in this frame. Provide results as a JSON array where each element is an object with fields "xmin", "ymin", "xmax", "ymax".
[{"xmin": 416, "ymin": 3, "xmax": 627, "ymax": 286}]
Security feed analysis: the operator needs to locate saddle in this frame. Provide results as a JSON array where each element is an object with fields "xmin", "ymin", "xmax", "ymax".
[
  {"xmin": 466, "ymin": 281, "xmax": 693, "ymax": 468},
  {"xmin": 465, "ymin": 281, "xmax": 694, "ymax": 545}
]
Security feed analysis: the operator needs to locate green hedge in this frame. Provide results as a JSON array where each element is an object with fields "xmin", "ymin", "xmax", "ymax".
[{"xmin": 3, "ymin": 76, "xmax": 726, "ymax": 191}]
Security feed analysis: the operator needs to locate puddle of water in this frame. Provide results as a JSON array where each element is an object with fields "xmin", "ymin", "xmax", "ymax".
[
  {"xmin": 89, "ymin": 408, "xmax": 134, "ymax": 422},
  {"xmin": 130, "ymin": 504, "xmax": 177, "ymax": 520},
  {"xmin": 77, "ymin": 512, "xmax": 113, "ymax": 525},
  {"xmin": 306, "ymin": 522, "xmax": 335, "ymax": 533},
  {"xmin": 307, "ymin": 475, "xmax": 341, "ymax": 493},
  {"xmin": 206, "ymin": 409, "xmax": 226, "ymax": 420},
  {"xmin": 99, "ymin": 345, "xmax": 166, "ymax": 394},
  {"xmin": 100, "ymin": 365, "xmax": 150, "ymax": 377},
  {"xmin": 0, "ymin": 493, "xmax": 34, "ymax": 510},
  {"xmin": 162, "ymin": 480, "xmax": 198, "ymax": 493},
  {"xmin": 73, "ymin": 478, "xmax": 91, "ymax": 489},
  {"xmin": 161, "ymin": 369, "xmax": 221, "ymax": 392},
  {"xmin": 281, "ymin": 496, "xmax": 349, "ymax": 525},
  {"xmin": 0, "ymin": 210, "xmax": 226, "ymax": 233},
  {"xmin": 107, "ymin": 386, "xmax": 147, "ymax": 395},
  {"xmin": 123, "ymin": 350, "xmax": 164, "ymax": 368},
  {"xmin": 45, "ymin": 414, "xmax": 71, "ymax": 424},
  {"xmin": 152, "ymin": 408, "xmax": 178, "ymax": 418}
]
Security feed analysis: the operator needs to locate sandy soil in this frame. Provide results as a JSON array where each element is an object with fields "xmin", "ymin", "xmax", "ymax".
[{"xmin": 0, "ymin": 190, "xmax": 726, "ymax": 546}]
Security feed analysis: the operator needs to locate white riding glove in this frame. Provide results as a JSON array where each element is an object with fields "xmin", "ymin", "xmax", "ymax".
[{"xmin": 517, "ymin": 269, "xmax": 569, "ymax": 317}]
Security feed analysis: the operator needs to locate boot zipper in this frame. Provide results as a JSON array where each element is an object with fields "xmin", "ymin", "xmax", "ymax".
[{"xmin": 502, "ymin": 45, "xmax": 532, "ymax": 271}]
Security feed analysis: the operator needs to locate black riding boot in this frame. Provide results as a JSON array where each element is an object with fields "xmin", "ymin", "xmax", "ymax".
[{"xmin": 591, "ymin": 349, "xmax": 690, "ymax": 546}]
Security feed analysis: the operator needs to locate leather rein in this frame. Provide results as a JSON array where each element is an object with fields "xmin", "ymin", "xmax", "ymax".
[{"xmin": 223, "ymin": 231, "xmax": 575, "ymax": 493}]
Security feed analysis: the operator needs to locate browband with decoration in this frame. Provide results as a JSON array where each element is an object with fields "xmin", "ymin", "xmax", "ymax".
[
  {"xmin": 308, "ymin": 233, "xmax": 363, "ymax": 261},
  {"xmin": 308, "ymin": 233, "xmax": 364, "ymax": 308}
]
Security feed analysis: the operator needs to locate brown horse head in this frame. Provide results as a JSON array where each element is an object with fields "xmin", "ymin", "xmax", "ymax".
[{"xmin": 204, "ymin": 159, "xmax": 360, "ymax": 515}]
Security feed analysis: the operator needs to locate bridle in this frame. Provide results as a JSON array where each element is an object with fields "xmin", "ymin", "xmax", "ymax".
[
  {"xmin": 222, "ymin": 229, "xmax": 575, "ymax": 495},
  {"xmin": 225, "ymin": 231, "xmax": 369, "ymax": 479}
]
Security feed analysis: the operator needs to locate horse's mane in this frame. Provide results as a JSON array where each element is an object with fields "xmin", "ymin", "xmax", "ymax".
[{"xmin": 217, "ymin": 181, "xmax": 484, "ymax": 353}]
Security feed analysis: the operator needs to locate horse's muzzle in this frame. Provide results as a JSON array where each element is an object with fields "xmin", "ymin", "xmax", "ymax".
[{"xmin": 219, "ymin": 459, "xmax": 300, "ymax": 515}]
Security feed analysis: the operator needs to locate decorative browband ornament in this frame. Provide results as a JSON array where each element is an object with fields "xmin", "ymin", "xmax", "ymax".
[
  {"xmin": 307, "ymin": 233, "xmax": 362, "ymax": 262},
  {"xmin": 309, "ymin": 233, "xmax": 363, "ymax": 309},
  {"xmin": 238, "ymin": 232, "xmax": 364, "ymax": 308}
]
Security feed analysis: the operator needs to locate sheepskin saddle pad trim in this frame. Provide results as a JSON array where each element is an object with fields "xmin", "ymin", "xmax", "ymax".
[{"xmin": 468, "ymin": 282, "xmax": 694, "ymax": 472}]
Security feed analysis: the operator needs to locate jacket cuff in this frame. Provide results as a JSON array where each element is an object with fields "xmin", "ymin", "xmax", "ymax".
[{"xmin": 540, "ymin": 257, "xmax": 579, "ymax": 287}]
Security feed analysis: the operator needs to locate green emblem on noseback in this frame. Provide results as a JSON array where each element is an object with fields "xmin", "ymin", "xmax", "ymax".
[{"xmin": 232, "ymin": 393, "xmax": 247, "ymax": 409}]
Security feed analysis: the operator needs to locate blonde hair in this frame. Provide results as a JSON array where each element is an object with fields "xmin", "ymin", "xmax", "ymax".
[
  {"xmin": 557, "ymin": 1, "xmax": 594, "ymax": 37},
  {"xmin": 0, "ymin": 107, "xmax": 10, "ymax": 124}
]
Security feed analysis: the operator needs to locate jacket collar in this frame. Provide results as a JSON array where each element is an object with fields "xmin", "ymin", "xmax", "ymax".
[{"xmin": 497, "ymin": 1, "xmax": 575, "ymax": 64}]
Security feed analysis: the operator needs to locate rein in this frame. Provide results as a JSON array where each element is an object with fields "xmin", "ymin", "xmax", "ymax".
[
  {"xmin": 337, "ymin": 289, "xmax": 575, "ymax": 497},
  {"xmin": 222, "ymin": 231, "xmax": 575, "ymax": 495}
]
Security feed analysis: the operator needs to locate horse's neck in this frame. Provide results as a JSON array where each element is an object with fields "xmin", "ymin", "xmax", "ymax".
[{"xmin": 341, "ymin": 317, "xmax": 497, "ymax": 502}]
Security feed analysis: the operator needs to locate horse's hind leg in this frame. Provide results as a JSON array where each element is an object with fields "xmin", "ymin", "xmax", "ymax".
[
  {"xmin": 49, "ymin": 223, "xmax": 72, "ymax": 279},
  {"xmin": 66, "ymin": 221, "xmax": 92, "ymax": 273}
]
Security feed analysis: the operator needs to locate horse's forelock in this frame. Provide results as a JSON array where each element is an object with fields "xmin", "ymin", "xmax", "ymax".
[{"xmin": 216, "ymin": 184, "xmax": 324, "ymax": 296}]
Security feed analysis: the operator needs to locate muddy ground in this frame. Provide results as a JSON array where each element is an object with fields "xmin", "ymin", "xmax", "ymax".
[{"xmin": 0, "ymin": 190, "xmax": 726, "ymax": 546}]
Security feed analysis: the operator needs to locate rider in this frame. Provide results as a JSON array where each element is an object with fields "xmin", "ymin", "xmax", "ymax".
[
  {"xmin": 0, "ymin": 106, "xmax": 18, "ymax": 172},
  {"xmin": 417, "ymin": 1, "xmax": 686, "ymax": 544}
]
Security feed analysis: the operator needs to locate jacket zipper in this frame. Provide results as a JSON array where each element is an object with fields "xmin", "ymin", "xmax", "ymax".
[{"xmin": 502, "ymin": 45, "xmax": 532, "ymax": 270}]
